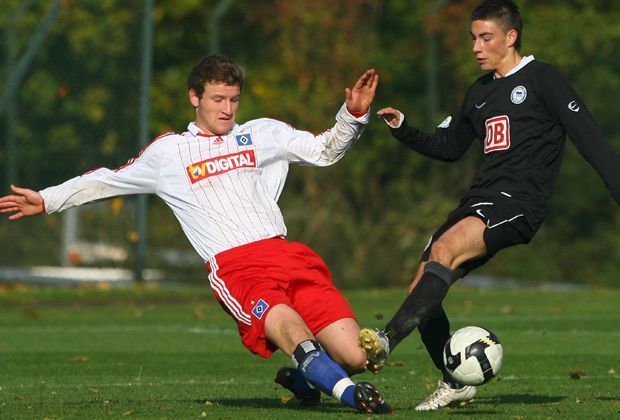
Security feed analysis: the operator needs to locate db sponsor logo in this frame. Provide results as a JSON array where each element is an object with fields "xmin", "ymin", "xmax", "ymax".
[
  {"xmin": 484, "ymin": 115, "xmax": 510, "ymax": 154},
  {"xmin": 187, "ymin": 150, "xmax": 256, "ymax": 183}
]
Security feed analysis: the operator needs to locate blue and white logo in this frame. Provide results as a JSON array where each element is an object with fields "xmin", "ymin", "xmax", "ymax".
[
  {"xmin": 251, "ymin": 298, "xmax": 269, "ymax": 320},
  {"xmin": 236, "ymin": 133, "xmax": 253, "ymax": 146},
  {"xmin": 510, "ymin": 86, "xmax": 527, "ymax": 104}
]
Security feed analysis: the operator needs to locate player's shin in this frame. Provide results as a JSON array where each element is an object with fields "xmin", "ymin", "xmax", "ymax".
[
  {"xmin": 419, "ymin": 307, "xmax": 462, "ymax": 388},
  {"xmin": 383, "ymin": 261, "xmax": 454, "ymax": 350},
  {"xmin": 291, "ymin": 340, "xmax": 357, "ymax": 408}
]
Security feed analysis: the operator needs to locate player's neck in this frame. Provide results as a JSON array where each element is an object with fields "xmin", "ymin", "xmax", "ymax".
[{"xmin": 493, "ymin": 51, "xmax": 523, "ymax": 78}]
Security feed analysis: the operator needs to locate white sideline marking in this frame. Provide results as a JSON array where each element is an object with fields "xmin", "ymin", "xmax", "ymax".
[
  {"xmin": 0, "ymin": 325, "xmax": 237, "ymax": 334},
  {"xmin": 0, "ymin": 379, "xmax": 274, "ymax": 390}
]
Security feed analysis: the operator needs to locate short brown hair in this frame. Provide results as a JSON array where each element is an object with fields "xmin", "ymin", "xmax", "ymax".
[
  {"xmin": 471, "ymin": 0, "xmax": 523, "ymax": 51},
  {"xmin": 187, "ymin": 55, "xmax": 244, "ymax": 98}
]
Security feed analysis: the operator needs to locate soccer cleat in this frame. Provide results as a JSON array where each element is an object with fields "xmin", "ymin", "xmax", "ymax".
[
  {"xmin": 415, "ymin": 380, "xmax": 476, "ymax": 411},
  {"xmin": 274, "ymin": 367, "xmax": 321, "ymax": 407},
  {"xmin": 359, "ymin": 328, "xmax": 390, "ymax": 373},
  {"xmin": 355, "ymin": 382, "xmax": 393, "ymax": 414}
]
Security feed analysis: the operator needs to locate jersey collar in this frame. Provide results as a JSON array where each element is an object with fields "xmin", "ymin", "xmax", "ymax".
[
  {"xmin": 494, "ymin": 55, "xmax": 536, "ymax": 79},
  {"xmin": 186, "ymin": 122, "xmax": 239, "ymax": 137}
]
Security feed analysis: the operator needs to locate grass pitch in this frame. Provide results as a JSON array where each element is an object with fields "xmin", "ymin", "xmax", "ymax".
[{"xmin": 0, "ymin": 283, "xmax": 618, "ymax": 418}]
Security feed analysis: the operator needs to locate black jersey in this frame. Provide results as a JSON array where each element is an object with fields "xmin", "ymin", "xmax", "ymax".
[{"xmin": 390, "ymin": 57, "xmax": 620, "ymax": 224}]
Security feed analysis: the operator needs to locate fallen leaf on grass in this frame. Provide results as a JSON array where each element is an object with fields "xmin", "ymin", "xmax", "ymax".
[
  {"xmin": 87, "ymin": 388, "xmax": 99, "ymax": 394},
  {"xmin": 575, "ymin": 398, "xmax": 584, "ymax": 404},
  {"xmin": 280, "ymin": 395, "xmax": 293, "ymax": 404},
  {"xmin": 608, "ymin": 368, "xmax": 616, "ymax": 375},
  {"xmin": 387, "ymin": 361, "xmax": 406, "ymax": 367},
  {"xmin": 71, "ymin": 355, "xmax": 90, "ymax": 362},
  {"xmin": 122, "ymin": 410, "xmax": 133, "ymax": 416},
  {"xmin": 22, "ymin": 309, "xmax": 39, "ymax": 319},
  {"xmin": 569, "ymin": 370, "xmax": 586, "ymax": 379}
]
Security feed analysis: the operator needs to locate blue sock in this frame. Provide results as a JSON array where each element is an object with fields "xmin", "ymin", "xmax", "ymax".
[{"xmin": 292, "ymin": 340, "xmax": 357, "ymax": 409}]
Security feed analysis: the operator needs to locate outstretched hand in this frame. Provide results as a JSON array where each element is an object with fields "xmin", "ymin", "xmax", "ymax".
[
  {"xmin": 0, "ymin": 185, "xmax": 44, "ymax": 220},
  {"xmin": 376, "ymin": 107, "xmax": 403, "ymax": 127},
  {"xmin": 345, "ymin": 68, "xmax": 379, "ymax": 115}
]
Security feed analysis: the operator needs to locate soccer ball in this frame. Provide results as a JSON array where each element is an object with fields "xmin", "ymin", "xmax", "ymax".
[{"xmin": 443, "ymin": 326, "xmax": 503, "ymax": 386}]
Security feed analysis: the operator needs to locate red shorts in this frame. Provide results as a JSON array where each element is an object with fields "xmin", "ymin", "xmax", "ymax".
[{"xmin": 207, "ymin": 237, "xmax": 355, "ymax": 358}]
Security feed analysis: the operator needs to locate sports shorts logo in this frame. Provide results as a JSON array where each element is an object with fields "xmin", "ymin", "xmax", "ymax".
[
  {"xmin": 236, "ymin": 133, "xmax": 253, "ymax": 146},
  {"xmin": 187, "ymin": 150, "xmax": 256, "ymax": 183},
  {"xmin": 510, "ymin": 86, "xmax": 527, "ymax": 104},
  {"xmin": 437, "ymin": 116, "xmax": 452, "ymax": 128},
  {"xmin": 484, "ymin": 115, "xmax": 510, "ymax": 154},
  {"xmin": 251, "ymin": 299, "xmax": 269, "ymax": 320}
]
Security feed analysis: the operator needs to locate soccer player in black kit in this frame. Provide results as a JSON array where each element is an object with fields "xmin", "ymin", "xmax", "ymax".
[{"xmin": 359, "ymin": 0, "xmax": 620, "ymax": 411}]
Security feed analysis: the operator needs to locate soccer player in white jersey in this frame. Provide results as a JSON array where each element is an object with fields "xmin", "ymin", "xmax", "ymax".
[{"xmin": 0, "ymin": 55, "xmax": 392, "ymax": 414}]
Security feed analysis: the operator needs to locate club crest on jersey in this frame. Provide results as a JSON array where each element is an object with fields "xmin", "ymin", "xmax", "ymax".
[
  {"xmin": 235, "ymin": 133, "xmax": 253, "ymax": 146},
  {"xmin": 187, "ymin": 150, "xmax": 257, "ymax": 183},
  {"xmin": 251, "ymin": 299, "xmax": 269, "ymax": 320},
  {"xmin": 510, "ymin": 86, "xmax": 527, "ymax": 104},
  {"xmin": 484, "ymin": 115, "xmax": 510, "ymax": 153}
]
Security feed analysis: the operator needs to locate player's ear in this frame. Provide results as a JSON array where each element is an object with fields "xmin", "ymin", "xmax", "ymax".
[
  {"xmin": 188, "ymin": 89, "xmax": 200, "ymax": 108},
  {"xmin": 506, "ymin": 28, "xmax": 518, "ymax": 49}
]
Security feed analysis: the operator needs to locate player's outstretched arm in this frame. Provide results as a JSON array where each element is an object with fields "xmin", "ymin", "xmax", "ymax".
[
  {"xmin": 345, "ymin": 68, "xmax": 379, "ymax": 114},
  {"xmin": 0, "ymin": 185, "xmax": 44, "ymax": 220},
  {"xmin": 377, "ymin": 107, "xmax": 403, "ymax": 128}
]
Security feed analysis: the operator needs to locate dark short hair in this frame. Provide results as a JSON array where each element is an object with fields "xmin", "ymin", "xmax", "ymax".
[
  {"xmin": 471, "ymin": 0, "xmax": 523, "ymax": 51},
  {"xmin": 187, "ymin": 54, "xmax": 244, "ymax": 98}
]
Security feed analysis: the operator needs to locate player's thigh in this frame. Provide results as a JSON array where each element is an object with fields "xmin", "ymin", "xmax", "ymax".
[
  {"xmin": 264, "ymin": 304, "xmax": 314, "ymax": 356},
  {"xmin": 315, "ymin": 317, "xmax": 366, "ymax": 374},
  {"xmin": 430, "ymin": 216, "xmax": 487, "ymax": 269}
]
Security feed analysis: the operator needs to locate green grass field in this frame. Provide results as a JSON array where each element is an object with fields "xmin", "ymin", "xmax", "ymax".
[{"xmin": 0, "ymin": 283, "xmax": 618, "ymax": 419}]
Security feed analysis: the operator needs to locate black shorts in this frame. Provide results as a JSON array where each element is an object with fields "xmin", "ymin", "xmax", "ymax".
[{"xmin": 421, "ymin": 193, "xmax": 540, "ymax": 275}]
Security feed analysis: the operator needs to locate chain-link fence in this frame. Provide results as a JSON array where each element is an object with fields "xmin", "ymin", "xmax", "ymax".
[{"xmin": 1, "ymin": 0, "xmax": 204, "ymax": 285}]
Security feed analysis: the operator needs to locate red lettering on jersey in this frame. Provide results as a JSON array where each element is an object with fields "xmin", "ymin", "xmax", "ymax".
[
  {"xmin": 484, "ymin": 115, "xmax": 511, "ymax": 153},
  {"xmin": 187, "ymin": 150, "xmax": 257, "ymax": 183}
]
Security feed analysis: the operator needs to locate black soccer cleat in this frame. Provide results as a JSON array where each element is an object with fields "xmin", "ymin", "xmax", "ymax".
[
  {"xmin": 355, "ymin": 382, "xmax": 394, "ymax": 414},
  {"xmin": 274, "ymin": 367, "xmax": 321, "ymax": 407}
]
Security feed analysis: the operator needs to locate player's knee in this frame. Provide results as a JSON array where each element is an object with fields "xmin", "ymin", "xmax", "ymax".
[
  {"xmin": 333, "ymin": 348, "xmax": 367, "ymax": 374},
  {"xmin": 428, "ymin": 241, "xmax": 454, "ymax": 268}
]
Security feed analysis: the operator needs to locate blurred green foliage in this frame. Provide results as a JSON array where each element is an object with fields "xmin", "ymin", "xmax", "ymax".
[{"xmin": 1, "ymin": 0, "xmax": 619, "ymax": 287}]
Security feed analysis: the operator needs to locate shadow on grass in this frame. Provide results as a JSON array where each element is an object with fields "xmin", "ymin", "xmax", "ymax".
[
  {"xmin": 206, "ymin": 398, "xmax": 349, "ymax": 413},
  {"xmin": 476, "ymin": 394, "xmax": 566, "ymax": 405}
]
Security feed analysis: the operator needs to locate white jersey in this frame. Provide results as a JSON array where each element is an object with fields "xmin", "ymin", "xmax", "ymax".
[{"xmin": 40, "ymin": 104, "xmax": 368, "ymax": 261}]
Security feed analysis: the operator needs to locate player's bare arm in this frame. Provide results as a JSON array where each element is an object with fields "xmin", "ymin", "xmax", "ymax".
[
  {"xmin": 0, "ymin": 185, "xmax": 44, "ymax": 220},
  {"xmin": 376, "ymin": 107, "xmax": 402, "ymax": 127},
  {"xmin": 345, "ymin": 68, "xmax": 378, "ymax": 114}
]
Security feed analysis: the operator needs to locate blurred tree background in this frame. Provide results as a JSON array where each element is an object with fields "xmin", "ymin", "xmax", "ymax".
[{"xmin": 1, "ymin": 0, "xmax": 619, "ymax": 287}]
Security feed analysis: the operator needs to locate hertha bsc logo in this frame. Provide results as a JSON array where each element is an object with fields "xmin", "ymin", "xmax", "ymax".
[
  {"xmin": 484, "ymin": 115, "xmax": 510, "ymax": 153},
  {"xmin": 510, "ymin": 85, "xmax": 527, "ymax": 104}
]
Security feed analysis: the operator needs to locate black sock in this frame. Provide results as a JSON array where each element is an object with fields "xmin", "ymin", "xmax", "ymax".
[
  {"xmin": 419, "ymin": 306, "xmax": 451, "ymax": 371},
  {"xmin": 383, "ymin": 262, "xmax": 453, "ymax": 350},
  {"xmin": 418, "ymin": 309, "xmax": 463, "ymax": 388}
]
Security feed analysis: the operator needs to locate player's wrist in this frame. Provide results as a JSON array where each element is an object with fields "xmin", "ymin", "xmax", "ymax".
[{"xmin": 347, "ymin": 107, "xmax": 369, "ymax": 118}]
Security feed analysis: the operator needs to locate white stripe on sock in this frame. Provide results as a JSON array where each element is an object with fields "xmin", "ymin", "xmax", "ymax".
[{"xmin": 332, "ymin": 378, "xmax": 355, "ymax": 400}]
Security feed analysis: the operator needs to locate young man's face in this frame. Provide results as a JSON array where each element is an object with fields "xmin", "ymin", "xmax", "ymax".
[
  {"xmin": 189, "ymin": 82, "xmax": 241, "ymax": 135},
  {"xmin": 470, "ymin": 19, "xmax": 517, "ymax": 74}
]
